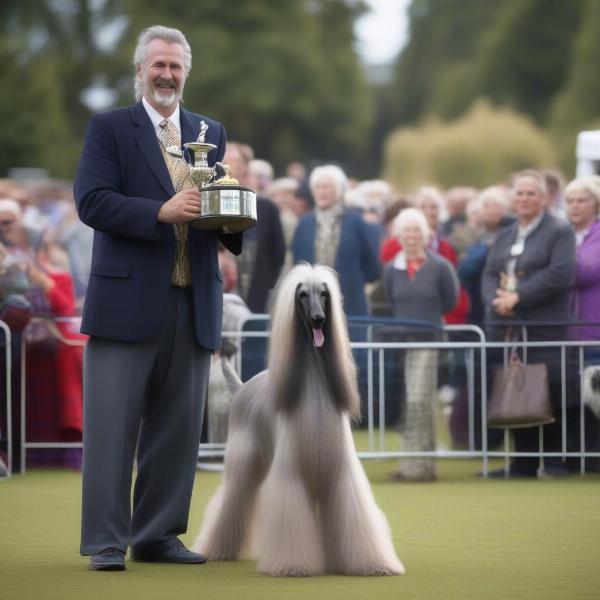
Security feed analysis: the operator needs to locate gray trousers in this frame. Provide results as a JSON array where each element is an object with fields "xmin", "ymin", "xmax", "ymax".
[{"xmin": 80, "ymin": 287, "xmax": 211, "ymax": 555}]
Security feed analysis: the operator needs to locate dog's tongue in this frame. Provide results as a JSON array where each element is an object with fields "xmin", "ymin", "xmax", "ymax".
[{"xmin": 312, "ymin": 328, "xmax": 324, "ymax": 348}]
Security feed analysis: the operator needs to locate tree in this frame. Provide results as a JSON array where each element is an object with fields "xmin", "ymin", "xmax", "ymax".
[
  {"xmin": 476, "ymin": 0, "xmax": 583, "ymax": 123},
  {"xmin": 1, "ymin": 1, "xmax": 373, "ymax": 178},
  {"xmin": 0, "ymin": 0, "xmax": 127, "ymax": 178},
  {"xmin": 120, "ymin": 0, "xmax": 373, "ymax": 174},
  {"xmin": 382, "ymin": 100, "xmax": 555, "ymax": 189},
  {"xmin": 385, "ymin": 0, "xmax": 506, "ymax": 125}
]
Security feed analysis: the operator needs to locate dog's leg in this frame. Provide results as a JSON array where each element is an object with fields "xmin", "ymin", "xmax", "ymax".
[
  {"xmin": 321, "ymin": 424, "xmax": 405, "ymax": 576},
  {"xmin": 192, "ymin": 427, "xmax": 263, "ymax": 560},
  {"xmin": 255, "ymin": 422, "xmax": 325, "ymax": 576}
]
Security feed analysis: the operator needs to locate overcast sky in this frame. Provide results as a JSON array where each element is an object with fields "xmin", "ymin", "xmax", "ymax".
[{"xmin": 354, "ymin": 0, "xmax": 410, "ymax": 64}]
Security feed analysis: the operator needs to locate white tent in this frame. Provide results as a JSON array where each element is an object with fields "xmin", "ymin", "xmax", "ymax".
[{"xmin": 576, "ymin": 130, "xmax": 600, "ymax": 176}]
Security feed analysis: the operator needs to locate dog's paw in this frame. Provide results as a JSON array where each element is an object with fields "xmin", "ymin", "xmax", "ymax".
[
  {"xmin": 335, "ymin": 559, "xmax": 406, "ymax": 576},
  {"xmin": 264, "ymin": 567, "xmax": 319, "ymax": 577},
  {"xmin": 365, "ymin": 563, "xmax": 406, "ymax": 576}
]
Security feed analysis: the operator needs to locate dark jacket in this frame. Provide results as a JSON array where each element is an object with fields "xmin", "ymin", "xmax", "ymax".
[
  {"xmin": 482, "ymin": 211, "xmax": 575, "ymax": 341},
  {"xmin": 243, "ymin": 197, "xmax": 285, "ymax": 313},
  {"xmin": 291, "ymin": 210, "xmax": 380, "ymax": 316},
  {"xmin": 73, "ymin": 101, "xmax": 242, "ymax": 351}
]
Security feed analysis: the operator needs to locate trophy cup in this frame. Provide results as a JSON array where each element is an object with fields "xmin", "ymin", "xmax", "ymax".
[{"xmin": 182, "ymin": 121, "xmax": 257, "ymax": 234}]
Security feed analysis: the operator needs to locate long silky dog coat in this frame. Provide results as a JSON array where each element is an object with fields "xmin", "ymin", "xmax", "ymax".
[{"xmin": 193, "ymin": 264, "xmax": 404, "ymax": 576}]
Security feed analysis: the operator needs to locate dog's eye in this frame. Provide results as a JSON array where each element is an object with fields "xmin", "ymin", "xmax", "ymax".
[{"xmin": 298, "ymin": 290, "xmax": 308, "ymax": 299}]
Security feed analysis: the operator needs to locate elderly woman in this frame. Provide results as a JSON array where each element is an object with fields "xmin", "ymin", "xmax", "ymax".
[
  {"xmin": 384, "ymin": 208, "xmax": 459, "ymax": 482},
  {"xmin": 0, "ymin": 198, "xmax": 43, "ymax": 252},
  {"xmin": 482, "ymin": 169, "xmax": 576, "ymax": 478},
  {"xmin": 566, "ymin": 176, "xmax": 600, "ymax": 354},
  {"xmin": 458, "ymin": 186, "xmax": 513, "ymax": 326},
  {"xmin": 0, "ymin": 198, "xmax": 85, "ymax": 471},
  {"xmin": 291, "ymin": 165, "xmax": 379, "ymax": 315},
  {"xmin": 566, "ymin": 176, "xmax": 600, "ymax": 453},
  {"xmin": 380, "ymin": 187, "xmax": 468, "ymax": 323}
]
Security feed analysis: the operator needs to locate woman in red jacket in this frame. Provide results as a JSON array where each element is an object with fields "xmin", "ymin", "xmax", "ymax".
[{"xmin": 5, "ymin": 239, "xmax": 86, "ymax": 470}]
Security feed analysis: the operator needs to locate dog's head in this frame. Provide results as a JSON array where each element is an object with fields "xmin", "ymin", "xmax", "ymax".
[{"xmin": 295, "ymin": 280, "xmax": 329, "ymax": 349}]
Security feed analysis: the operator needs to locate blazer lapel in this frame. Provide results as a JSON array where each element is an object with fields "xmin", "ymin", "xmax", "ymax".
[
  {"xmin": 131, "ymin": 102, "xmax": 175, "ymax": 197},
  {"xmin": 180, "ymin": 108, "xmax": 199, "ymax": 146},
  {"xmin": 180, "ymin": 109, "xmax": 221, "ymax": 166}
]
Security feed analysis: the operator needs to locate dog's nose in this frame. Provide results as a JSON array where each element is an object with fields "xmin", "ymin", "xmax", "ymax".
[{"xmin": 312, "ymin": 313, "xmax": 325, "ymax": 325}]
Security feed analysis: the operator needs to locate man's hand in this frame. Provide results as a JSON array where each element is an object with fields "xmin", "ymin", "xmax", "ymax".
[{"xmin": 158, "ymin": 188, "xmax": 202, "ymax": 224}]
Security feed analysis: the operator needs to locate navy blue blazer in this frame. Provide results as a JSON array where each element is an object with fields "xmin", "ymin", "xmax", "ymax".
[
  {"xmin": 291, "ymin": 210, "xmax": 380, "ymax": 315},
  {"xmin": 74, "ymin": 101, "xmax": 242, "ymax": 351}
]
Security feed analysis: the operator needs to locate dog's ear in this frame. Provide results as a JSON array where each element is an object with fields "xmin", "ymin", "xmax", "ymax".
[{"xmin": 272, "ymin": 286, "xmax": 308, "ymax": 414}]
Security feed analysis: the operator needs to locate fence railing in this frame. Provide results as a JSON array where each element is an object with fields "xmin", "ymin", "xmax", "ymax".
[
  {"xmin": 0, "ymin": 321, "xmax": 12, "ymax": 480},
  {"xmin": 2, "ymin": 316, "xmax": 600, "ymax": 478}
]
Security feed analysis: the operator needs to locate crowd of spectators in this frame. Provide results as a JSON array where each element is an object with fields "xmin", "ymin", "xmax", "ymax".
[{"xmin": 1, "ymin": 158, "xmax": 600, "ymax": 477}]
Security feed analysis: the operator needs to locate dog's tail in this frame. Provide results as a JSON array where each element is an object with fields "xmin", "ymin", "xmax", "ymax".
[{"xmin": 221, "ymin": 356, "xmax": 243, "ymax": 395}]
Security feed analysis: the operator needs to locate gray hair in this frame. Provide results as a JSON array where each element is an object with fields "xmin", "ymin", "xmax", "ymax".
[
  {"xmin": 511, "ymin": 169, "xmax": 548, "ymax": 196},
  {"xmin": 133, "ymin": 25, "xmax": 192, "ymax": 101},
  {"xmin": 564, "ymin": 176, "xmax": 600, "ymax": 213},
  {"xmin": 392, "ymin": 207, "xmax": 431, "ymax": 244},
  {"xmin": 309, "ymin": 165, "xmax": 347, "ymax": 203}
]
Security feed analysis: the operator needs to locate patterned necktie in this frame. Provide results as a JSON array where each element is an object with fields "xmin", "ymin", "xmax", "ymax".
[
  {"xmin": 159, "ymin": 118, "xmax": 181, "ymax": 151},
  {"xmin": 158, "ymin": 118, "xmax": 193, "ymax": 287}
]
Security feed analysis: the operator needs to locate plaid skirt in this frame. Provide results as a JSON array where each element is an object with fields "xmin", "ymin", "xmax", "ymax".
[{"xmin": 397, "ymin": 349, "xmax": 438, "ymax": 479}]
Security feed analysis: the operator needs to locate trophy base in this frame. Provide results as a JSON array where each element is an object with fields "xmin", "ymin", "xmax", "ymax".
[
  {"xmin": 190, "ymin": 214, "xmax": 257, "ymax": 233},
  {"xmin": 191, "ymin": 185, "xmax": 257, "ymax": 233}
]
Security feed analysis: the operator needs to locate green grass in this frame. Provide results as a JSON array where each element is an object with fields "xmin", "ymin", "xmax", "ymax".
[{"xmin": 1, "ymin": 453, "xmax": 599, "ymax": 600}]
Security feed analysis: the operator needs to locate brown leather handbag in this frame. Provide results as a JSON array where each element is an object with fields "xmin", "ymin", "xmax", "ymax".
[{"xmin": 487, "ymin": 349, "xmax": 555, "ymax": 429}]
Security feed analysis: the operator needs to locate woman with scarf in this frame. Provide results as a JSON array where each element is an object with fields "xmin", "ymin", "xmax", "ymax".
[{"xmin": 291, "ymin": 165, "xmax": 379, "ymax": 316}]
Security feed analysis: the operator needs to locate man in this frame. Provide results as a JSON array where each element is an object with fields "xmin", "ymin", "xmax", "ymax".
[
  {"xmin": 225, "ymin": 142, "xmax": 285, "ymax": 313},
  {"xmin": 74, "ymin": 25, "xmax": 242, "ymax": 571}
]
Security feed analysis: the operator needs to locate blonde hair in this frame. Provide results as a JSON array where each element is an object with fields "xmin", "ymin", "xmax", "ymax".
[{"xmin": 564, "ymin": 176, "xmax": 600, "ymax": 213}]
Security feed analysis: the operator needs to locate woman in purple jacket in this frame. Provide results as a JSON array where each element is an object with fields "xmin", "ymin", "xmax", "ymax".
[
  {"xmin": 566, "ymin": 176, "xmax": 600, "ymax": 359},
  {"xmin": 566, "ymin": 175, "xmax": 600, "ymax": 465}
]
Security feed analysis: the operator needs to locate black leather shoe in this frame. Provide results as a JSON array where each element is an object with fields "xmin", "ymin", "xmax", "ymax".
[
  {"xmin": 131, "ymin": 539, "xmax": 206, "ymax": 564},
  {"xmin": 89, "ymin": 548, "xmax": 126, "ymax": 571}
]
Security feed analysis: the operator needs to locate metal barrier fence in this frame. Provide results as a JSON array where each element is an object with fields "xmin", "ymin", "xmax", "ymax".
[
  {"xmin": 2, "ymin": 317, "xmax": 600, "ymax": 477},
  {"xmin": 0, "ymin": 321, "xmax": 12, "ymax": 480}
]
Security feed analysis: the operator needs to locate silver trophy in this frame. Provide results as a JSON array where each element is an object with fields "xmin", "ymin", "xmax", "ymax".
[{"xmin": 182, "ymin": 121, "xmax": 257, "ymax": 233}]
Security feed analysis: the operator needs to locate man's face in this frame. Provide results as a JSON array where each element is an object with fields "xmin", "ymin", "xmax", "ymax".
[
  {"xmin": 137, "ymin": 39, "xmax": 187, "ymax": 112},
  {"xmin": 512, "ymin": 177, "xmax": 545, "ymax": 224}
]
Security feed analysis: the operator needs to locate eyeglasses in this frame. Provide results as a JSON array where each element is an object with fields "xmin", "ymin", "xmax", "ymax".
[{"xmin": 0, "ymin": 219, "xmax": 16, "ymax": 226}]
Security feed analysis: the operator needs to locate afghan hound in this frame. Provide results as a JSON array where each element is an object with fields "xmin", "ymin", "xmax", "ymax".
[{"xmin": 192, "ymin": 263, "xmax": 404, "ymax": 576}]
